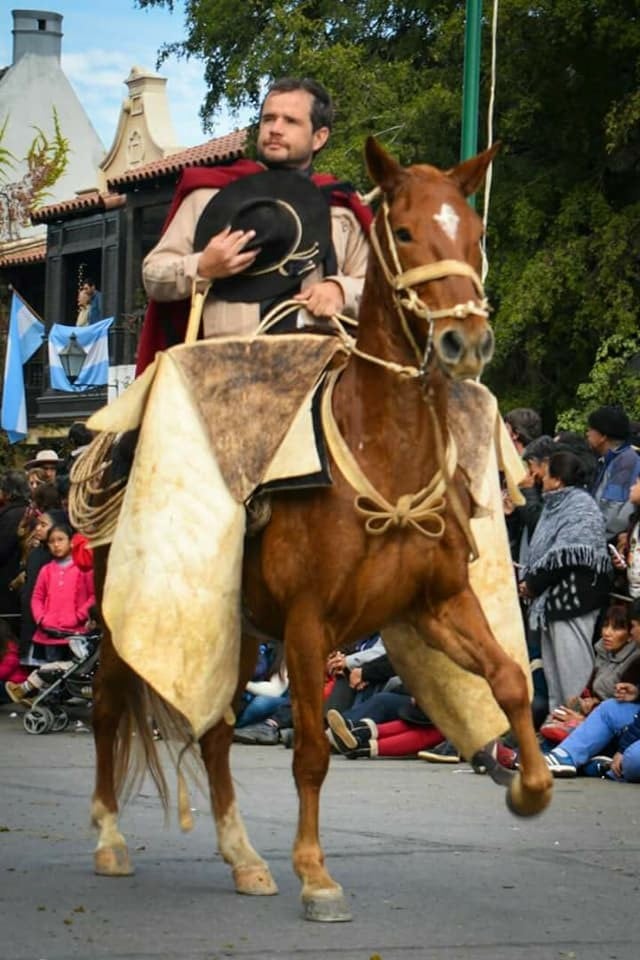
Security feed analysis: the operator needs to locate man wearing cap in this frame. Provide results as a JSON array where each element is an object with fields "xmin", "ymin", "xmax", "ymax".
[
  {"xmin": 587, "ymin": 404, "xmax": 640, "ymax": 538},
  {"xmin": 138, "ymin": 77, "xmax": 371, "ymax": 373}
]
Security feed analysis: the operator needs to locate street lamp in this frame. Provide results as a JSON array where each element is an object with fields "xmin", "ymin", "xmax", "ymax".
[{"xmin": 58, "ymin": 331, "xmax": 87, "ymax": 384}]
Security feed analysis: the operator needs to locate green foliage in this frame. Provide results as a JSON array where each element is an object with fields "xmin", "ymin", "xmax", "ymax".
[{"xmin": 136, "ymin": 0, "xmax": 640, "ymax": 427}]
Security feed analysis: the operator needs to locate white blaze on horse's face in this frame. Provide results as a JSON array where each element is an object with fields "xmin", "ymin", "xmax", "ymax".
[{"xmin": 433, "ymin": 203, "xmax": 460, "ymax": 242}]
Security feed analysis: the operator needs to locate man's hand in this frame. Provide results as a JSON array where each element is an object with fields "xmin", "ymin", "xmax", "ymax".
[
  {"xmin": 197, "ymin": 227, "xmax": 258, "ymax": 280},
  {"xmin": 293, "ymin": 280, "xmax": 344, "ymax": 317}
]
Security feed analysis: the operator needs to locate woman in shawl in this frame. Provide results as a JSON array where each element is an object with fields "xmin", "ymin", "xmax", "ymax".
[{"xmin": 521, "ymin": 450, "xmax": 612, "ymax": 712}]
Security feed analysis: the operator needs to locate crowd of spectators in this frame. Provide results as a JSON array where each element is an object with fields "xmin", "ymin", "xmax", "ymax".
[
  {"xmin": 0, "ymin": 426, "xmax": 97, "ymax": 712},
  {"xmin": 230, "ymin": 402, "xmax": 640, "ymax": 786},
  {"xmin": 2, "ymin": 404, "xmax": 639, "ymax": 786}
]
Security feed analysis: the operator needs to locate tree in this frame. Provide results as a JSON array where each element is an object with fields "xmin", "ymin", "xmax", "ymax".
[
  {"xmin": 0, "ymin": 109, "xmax": 70, "ymax": 241},
  {"xmin": 137, "ymin": 0, "xmax": 640, "ymax": 427}
]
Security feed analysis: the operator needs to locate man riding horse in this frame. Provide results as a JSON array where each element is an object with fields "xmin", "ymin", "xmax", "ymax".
[{"xmin": 73, "ymin": 78, "xmax": 552, "ymax": 923}]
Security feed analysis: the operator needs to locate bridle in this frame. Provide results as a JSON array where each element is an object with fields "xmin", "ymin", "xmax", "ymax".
[{"xmin": 367, "ymin": 196, "xmax": 490, "ymax": 376}]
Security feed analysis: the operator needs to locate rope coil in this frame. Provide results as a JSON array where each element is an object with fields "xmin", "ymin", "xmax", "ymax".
[{"xmin": 68, "ymin": 431, "xmax": 127, "ymax": 545}]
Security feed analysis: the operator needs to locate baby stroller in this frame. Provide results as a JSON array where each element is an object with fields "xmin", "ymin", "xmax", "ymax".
[{"xmin": 22, "ymin": 629, "xmax": 101, "ymax": 735}]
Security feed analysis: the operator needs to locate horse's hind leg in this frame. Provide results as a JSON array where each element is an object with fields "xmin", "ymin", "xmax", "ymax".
[
  {"xmin": 200, "ymin": 719, "xmax": 278, "ymax": 896},
  {"xmin": 416, "ymin": 589, "xmax": 552, "ymax": 816},
  {"xmin": 91, "ymin": 636, "xmax": 135, "ymax": 876},
  {"xmin": 285, "ymin": 604, "xmax": 352, "ymax": 922}
]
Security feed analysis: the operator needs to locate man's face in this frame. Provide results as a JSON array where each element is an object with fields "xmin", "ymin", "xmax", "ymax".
[
  {"xmin": 257, "ymin": 90, "xmax": 329, "ymax": 170},
  {"xmin": 586, "ymin": 427, "xmax": 606, "ymax": 455}
]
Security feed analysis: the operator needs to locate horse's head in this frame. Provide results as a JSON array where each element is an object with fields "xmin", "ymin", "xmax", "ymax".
[{"xmin": 365, "ymin": 137, "xmax": 499, "ymax": 380}]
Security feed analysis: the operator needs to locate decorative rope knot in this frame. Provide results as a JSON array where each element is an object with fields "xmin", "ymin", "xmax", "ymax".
[
  {"xmin": 354, "ymin": 483, "xmax": 447, "ymax": 538},
  {"xmin": 452, "ymin": 299, "xmax": 489, "ymax": 319}
]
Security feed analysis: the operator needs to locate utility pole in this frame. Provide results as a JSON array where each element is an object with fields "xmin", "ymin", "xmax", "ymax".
[{"xmin": 460, "ymin": 0, "xmax": 483, "ymax": 205}]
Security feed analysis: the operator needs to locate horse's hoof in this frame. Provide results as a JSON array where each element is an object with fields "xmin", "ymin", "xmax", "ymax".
[
  {"xmin": 303, "ymin": 892, "xmax": 352, "ymax": 922},
  {"xmin": 505, "ymin": 772, "xmax": 552, "ymax": 818},
  {"xmin": 233, "ymin": 864, "xmax": 278, "ymax": 896},
  {"xmin": 94, "ymin": 844, "xmax": 134, "ymax": 876}
]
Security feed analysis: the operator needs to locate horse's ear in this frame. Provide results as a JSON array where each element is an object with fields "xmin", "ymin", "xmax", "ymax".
[
  {"xmin": 365, "ymin": 136, "xmax": 407, "ymax": 195},
  {"xmin": 446, "ymin": 142, "xmax": 501, "ymax": 198}
]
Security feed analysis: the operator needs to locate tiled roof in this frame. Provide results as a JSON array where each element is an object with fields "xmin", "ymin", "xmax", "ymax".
[
  {"xmin": 0, "ymin": 241, "xmax": 47, "ymax": 267},
  {"xmin": 31, "ymin": 191, "xmax": 126, "ymax": 224},
  {"xmin": 107, "ymin": 129, "xmax": 248, "ymax": 189}
]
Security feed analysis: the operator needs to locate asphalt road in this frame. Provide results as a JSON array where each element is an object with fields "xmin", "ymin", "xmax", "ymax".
[{"xmin": 1, "ymin": 704, "xmax": 638, "ymax": 960}]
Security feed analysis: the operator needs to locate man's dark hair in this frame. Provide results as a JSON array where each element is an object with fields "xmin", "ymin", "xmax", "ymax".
[
  {"xmin": 262, "ymin": 77, "xmax": 334, "ymax": 132},
  {"xmin": 504, "ymin": 408, "xmax": 542, "ymax": 447},
  {"xmin": 82, "ymin": 277, "xmax": 97, "ymax": 289}
]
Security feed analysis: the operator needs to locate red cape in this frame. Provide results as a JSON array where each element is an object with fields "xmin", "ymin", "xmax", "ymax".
[{"xmin": 135, "ymin": 161, "xmax": 373, "ymax": 374}]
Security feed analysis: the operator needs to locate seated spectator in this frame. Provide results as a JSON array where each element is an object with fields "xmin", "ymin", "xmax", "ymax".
[
  {"xmin": 233, "ymin": 641, "xmax": 289, "ymax": 744},
  {"xmin": 323, "ymin": 633, "xmax": 390, "ymax": 715},
  {"xmin": 544, "ymin": 682, "xmax": 640, "ymax": 781},
  {"xmin": 587, "ymin": 404, "xmax": 640, "ymax": 539},
  {"xmin": 326, "ymin": 701, "xmax": 445, "ymax": 759},
  {"xmin": 543, "ymin": 598, "xmax": 640, "ymax": 779},
  {"xmin": 0, "ymin": 618, "xmax": 28, "ymax": 703},
  {"xmin": 520, "ymin": 450, "xmax": 612, "ymax": 711},
  {"xmin": 540, "ymin": 603, "xmax": 640, "ymax": 742}
]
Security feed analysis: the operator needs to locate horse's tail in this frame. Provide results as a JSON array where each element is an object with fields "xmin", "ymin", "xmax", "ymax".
[{"xmin": 98, "ymin": 640, "xmax": 202, "ymax": 829}]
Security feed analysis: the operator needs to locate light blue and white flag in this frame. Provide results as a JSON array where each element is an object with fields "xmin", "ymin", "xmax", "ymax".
[
  {"xmin": 1, "ymin": 292, "xmax": 45, "ymax": 443},
  {"xmin": 48, "ymin": 317, "xmax": 114, "ymax": 392}
]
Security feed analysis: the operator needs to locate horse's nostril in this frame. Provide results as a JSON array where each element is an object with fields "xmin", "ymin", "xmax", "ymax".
[
  {"xmin": 480, "ymin": 328, "xmax": 495, "ymax": 361},
  {"xmin": 439, "ymin": 329, "xmax": 465, "ymax": 362}
]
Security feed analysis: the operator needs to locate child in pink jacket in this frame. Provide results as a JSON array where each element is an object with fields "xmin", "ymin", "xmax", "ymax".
[{"xmin": 30, "ymin": 523, "xmax": 95, "ymax": 662}]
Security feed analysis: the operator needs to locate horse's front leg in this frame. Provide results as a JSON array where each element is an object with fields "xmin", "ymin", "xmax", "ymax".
[
  {"xmin": 91, "ymin": 638, "xmax": 135, "ymax": 876},
  {"xmin": 199, "ymin": 644, "xmax": 277, "ymax": 897},
  {"xmin": 285, "ymin": 604, "xmax": 352, "ymax": 922},
  {"xmin": 417, "ymin": 588, "xmax": 552, "ymax": 817}
]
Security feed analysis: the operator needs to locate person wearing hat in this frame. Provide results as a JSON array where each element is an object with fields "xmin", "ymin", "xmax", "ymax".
[
  {"xmin": 138, "ymin": 77, "xmax": 372, "ymax": 373},
  {"xmin": 587, "ymin": 404, "xmax": 640, "ymax": 539},
  {"xmin": 24, "ymin": 450, "xmax": 64, "ymax": 484}
]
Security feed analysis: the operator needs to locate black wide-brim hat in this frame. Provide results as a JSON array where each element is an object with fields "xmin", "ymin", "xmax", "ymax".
[{"xmin": 194, "ymin": 170, "xmax": 332, "ymax": 303}]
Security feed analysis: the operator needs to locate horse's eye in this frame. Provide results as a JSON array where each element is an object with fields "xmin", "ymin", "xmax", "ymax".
[{"xmin": 394, "ymin": 227, "xmax": 413, "ymax": 243}]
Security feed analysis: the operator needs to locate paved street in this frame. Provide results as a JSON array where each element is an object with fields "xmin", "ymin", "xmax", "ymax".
[{"xmin": 1, "ymin": 704, "xmax": 638, "ymax": 960}]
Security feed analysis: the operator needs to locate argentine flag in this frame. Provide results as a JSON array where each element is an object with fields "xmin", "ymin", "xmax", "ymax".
[
  {"xmin": 1, "ymin": 292, "xmax": 45, "ymax": 443},
  {"xmin": 49, "ymin": 317, "xmax": 114, "ymax": 392}
]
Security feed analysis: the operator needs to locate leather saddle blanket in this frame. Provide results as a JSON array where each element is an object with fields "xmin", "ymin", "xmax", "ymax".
[{"xmin": 81, "ymin": 335, "xmax": 526, "ymax": 741}]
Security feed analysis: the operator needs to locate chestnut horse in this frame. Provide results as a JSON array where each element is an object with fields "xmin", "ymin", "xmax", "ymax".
[{"xmin": 88, "ymin": 137, "xmax": 552, "ymax": 922}]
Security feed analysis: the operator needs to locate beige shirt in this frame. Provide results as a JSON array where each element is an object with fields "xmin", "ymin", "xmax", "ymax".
[{"xmin": 142, "ymin": 186, "xmax": 369, "ymax": 338}]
